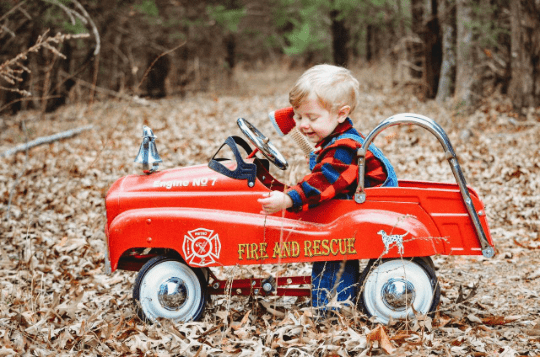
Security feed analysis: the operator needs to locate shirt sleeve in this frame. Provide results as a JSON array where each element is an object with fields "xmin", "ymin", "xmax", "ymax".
[{"xmin": 287, "ymin": 140, "xmax": 387, "ymax": 210}]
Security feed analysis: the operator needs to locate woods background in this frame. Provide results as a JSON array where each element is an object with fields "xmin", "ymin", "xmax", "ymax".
[{"xmin": 1, "ymin": 0, "xmax": 540, "ymax": 115}]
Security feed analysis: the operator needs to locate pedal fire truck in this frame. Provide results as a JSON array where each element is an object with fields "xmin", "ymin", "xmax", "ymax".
[{"xmin": 103, "ymin": 113, "xmax": 494, "ymax": 324}]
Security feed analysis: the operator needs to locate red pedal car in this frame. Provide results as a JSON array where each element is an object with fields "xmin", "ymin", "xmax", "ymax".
[{"xmin": 104, "ymin": 113, "xmax": 494, "ymax": 324}]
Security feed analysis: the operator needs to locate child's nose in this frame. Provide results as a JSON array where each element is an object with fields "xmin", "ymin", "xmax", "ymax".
[{"xmin": 298, "ymin": 118, "xmax": 309, "ymax": 129}]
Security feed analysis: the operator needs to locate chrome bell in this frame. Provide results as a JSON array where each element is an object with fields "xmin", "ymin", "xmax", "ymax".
[{"xmin": 134, "ymin": 125, "xmax": 162, "ymax": 174}]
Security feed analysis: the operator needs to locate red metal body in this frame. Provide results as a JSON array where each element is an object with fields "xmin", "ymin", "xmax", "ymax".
[{"xmin": 104, "ymin": 159, "xmax": 493, "ymax": 276}]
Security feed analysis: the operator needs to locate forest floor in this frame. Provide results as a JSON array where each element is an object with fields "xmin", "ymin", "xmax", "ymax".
[{"xmin": 1, "ymin": 63, "xmax": 540, "ymax": 356}]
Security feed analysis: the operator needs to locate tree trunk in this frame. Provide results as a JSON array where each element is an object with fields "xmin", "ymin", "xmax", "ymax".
[
  {"xmin": 397, "ymin": 0, "xmax": 405, "ymax": 35},
  {"xmin": 423, "ymin": 0, "xmax": 442, "ymax": 99},
  {"xmin": 366, "ymin": 24, "xmax": 373, "ymax": 63},
  {"xmin": 455, "ymin": 0, "xmax": 481, "ymax": 107},
  {"xmin": 330, "ymin": 9, "xmax": 349, "ymax": 67},
  {"xmin": 410, "ymin": 0, "xmax": 424, "ymax": 79},
  {"xmin": 409, "ymin": 0, "xmax": 442, "ymax": 99},
  {"xmin": 508, "ymin": 0, "xmax": 540, "ymax": 111},
  {"xmin": 146, "ymin": 52, "xmax": 170, "ymax": 99},
  {"xmin": 436, "ymin": 0, "xmax": 456, "ymax": 103},
  {"xmin": 224, "ymin": 33, "xmax": 236, "ymax": 76}
]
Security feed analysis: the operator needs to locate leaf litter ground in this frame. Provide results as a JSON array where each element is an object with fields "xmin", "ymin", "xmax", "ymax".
[{"xmin": 1, "ymin": 63, "xmax": 539, "ymax": 356}]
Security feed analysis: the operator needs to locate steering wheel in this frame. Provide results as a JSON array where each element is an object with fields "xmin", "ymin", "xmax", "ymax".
[{"xmin": 237, "ymin": 118, "xmax": 288, "ymax": 170}]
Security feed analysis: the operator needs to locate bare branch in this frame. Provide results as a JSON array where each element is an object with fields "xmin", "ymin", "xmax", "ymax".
[
  {"xmin": 0, "ymin": 31, "xmax": 89, "ymax": 95},
  {"xmin": 39, "ymin": 0, "xmax": 100, "ymax": 55},
  {"xmin": 42, "ymin": 0, "xmax": 80, "ymax": 25},
  {"xmin": 0, "ymin": 86, "xmax": 31, "ymax": 97},
  {"xmin": 0, "ymin": 23, "xmax": 16, "ymax": 38},
  {"xmin": 0, "ymin": 125, "xmax": 94, "ymax": 158},
  {"xmin": 71, "ymin": 0, "xmax": 100, "ymax": 55},
  {"xmin": 0, "ymin": 0, "xmax": 28, "ymax": 22}
]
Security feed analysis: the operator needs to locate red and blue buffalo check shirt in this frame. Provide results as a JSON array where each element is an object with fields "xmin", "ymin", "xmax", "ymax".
[{"xmin": 287, "ymin": 119, "xmax": 388, "ymax": 211}]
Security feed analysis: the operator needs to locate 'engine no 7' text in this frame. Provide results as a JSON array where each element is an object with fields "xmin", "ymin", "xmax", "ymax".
[{"xmin": 153, "ymin": 177, "xmax": 218, "ymax": 189}]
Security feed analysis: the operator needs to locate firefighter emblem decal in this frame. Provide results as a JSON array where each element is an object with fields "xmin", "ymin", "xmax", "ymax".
[{"xmin": 183, "ymin": 228, "xmax": 221, "ymax": 266}]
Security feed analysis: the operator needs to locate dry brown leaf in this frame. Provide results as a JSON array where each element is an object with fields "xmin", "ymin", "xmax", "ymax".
[
  {"xmin": 391, "ymin": 330, "xmax": 417, "ymax": 344},
  {"xmin": 526, "ymin": 326, "xmax": 540, "ymax": 337},
  {"xmin": 481, "ymin": 315, "xmax": 521, "ymax": 326},
  {"xmin": 467, "ymin": 313, "xmax": 483, "ymax": 324},
  {"xmin": 231, "ymin": 310, "xmax": 251, "ymax": 330},
  {"xmin": 367, "ymin": 325, "xmax": 396, "ymax": 354}
]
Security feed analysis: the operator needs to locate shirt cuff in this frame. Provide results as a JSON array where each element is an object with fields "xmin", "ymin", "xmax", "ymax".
[{"xmin": 286, "ymin": 189, "xmax": 303, "ymax": 211}]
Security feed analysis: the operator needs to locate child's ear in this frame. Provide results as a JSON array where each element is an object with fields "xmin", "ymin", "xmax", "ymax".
[{"xmin": 337, "ymin": 105, "xmax": 351, "ymax": 123}]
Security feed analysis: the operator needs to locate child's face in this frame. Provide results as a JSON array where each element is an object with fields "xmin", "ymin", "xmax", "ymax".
[{"xmin": 294, "ymin": 94, "xmax": 349, "ymax": 144}]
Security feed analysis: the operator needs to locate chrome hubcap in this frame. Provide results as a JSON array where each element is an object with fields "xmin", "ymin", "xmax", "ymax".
[
  {"xmin": 158, "ymin": 277, "xmax": 188, "ymax": 311},
  {"xmin": 381, "ymin": 278, "xmax": 416, "ymax": 311}
]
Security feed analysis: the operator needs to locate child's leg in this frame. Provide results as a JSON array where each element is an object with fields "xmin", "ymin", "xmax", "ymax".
[{"xmin": 311, "ymin": 260, "xmax": 360, "ymax": 309}]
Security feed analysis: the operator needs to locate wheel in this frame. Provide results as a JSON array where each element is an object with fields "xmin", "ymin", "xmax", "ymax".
[
  {"xmin": 133, "ymin": 256, "xmax": 207, "ymax": 323},
  {"xmin": 357, "ymin": 257, "xmax": 440, "ymax": 324},
  {"xmin": 237, "ymin": 118, "xmax": 288, "ymax": 170}
]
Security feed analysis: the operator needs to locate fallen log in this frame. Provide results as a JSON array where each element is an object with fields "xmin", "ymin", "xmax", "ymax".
[{"xmin": 0, "ymin": 125, "xmax": 94, "ymax": 158}]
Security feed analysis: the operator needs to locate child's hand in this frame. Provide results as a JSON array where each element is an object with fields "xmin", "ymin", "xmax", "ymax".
[{"xmin": 258, "ymin": 191, "xmax": 293, "ymax": 215}]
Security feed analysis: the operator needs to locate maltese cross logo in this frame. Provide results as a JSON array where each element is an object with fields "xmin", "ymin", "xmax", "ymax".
[{"xmin": 183, "ymin": 228, "xmax": 221, "ymax": 266}]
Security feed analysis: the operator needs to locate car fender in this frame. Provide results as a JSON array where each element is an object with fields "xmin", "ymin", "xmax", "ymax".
[{"xmin": 107, "ymin": 202, "xmax": 443, "ymax": 271}]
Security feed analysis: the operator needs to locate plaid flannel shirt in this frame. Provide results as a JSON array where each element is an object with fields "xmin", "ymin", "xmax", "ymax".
[{"xmin": 287, "ymin": 119, "xmax": 387, "ymax": 210}]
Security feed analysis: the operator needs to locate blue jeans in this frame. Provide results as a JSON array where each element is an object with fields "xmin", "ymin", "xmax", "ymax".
[{"xmin": 311, "ymin": 260, "xmax": 359, "ymax": 310}]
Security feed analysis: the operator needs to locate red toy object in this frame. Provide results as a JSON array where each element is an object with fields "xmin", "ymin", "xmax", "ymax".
[
  {"xmin": 269, "ymin": 106, "xmax": 295, "ymax": 136},
  {"xmin": 269, "ymin": 106, "xmax": 314, "ymax": 155},
  {"xmin": 104, "ymin": 113, "xmax": 494, "ymax": 324}
]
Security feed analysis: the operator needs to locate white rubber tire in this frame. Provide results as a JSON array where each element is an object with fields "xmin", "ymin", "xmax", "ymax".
[
  {"xmin": 358, "ymin": 258, "xmax": 440, "ymax": 324},
  {"xmin": 133, "ymin": 256, "xmax": 206, "ymax": 323}
]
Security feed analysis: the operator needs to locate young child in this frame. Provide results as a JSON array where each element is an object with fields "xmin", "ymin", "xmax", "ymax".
[{"xmin": 258, "ymin": 64, "xmax": 398, "ymax": 311}]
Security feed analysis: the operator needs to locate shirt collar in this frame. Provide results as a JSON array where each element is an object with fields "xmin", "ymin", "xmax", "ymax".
[{"xmin": 315, "ymin": 118, "xmax": 354, "ymax": 148}]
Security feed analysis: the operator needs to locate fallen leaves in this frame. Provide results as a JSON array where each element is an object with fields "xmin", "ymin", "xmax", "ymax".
[
  {"xmin": 0, "ymin": 65, "xmax": 539, "ymax": 355},
  {"xmin": 481, "ymin": 315, "xmax": 521, "ymax": 326},
  {"xmin": 367, "ymin": 325, "xmax": 396, "ymax": 354}
]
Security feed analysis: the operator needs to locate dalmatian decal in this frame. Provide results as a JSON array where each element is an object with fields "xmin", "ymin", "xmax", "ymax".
[{"xmin": 378, "ymin": 230, "xmax": 408, "ymax": 255}]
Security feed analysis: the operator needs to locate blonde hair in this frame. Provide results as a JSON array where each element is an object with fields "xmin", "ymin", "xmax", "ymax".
[{"xmin": 289, "ymin": 64, "xmax": 360, "ymax": 114}]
